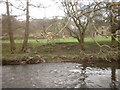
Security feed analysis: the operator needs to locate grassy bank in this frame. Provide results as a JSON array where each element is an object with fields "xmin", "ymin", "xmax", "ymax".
[{"xmin": 2, "ymin": 37, "xmax": 119, "ymax": 65}]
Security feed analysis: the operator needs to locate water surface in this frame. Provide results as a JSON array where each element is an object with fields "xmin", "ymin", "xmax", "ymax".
[{"xmin": 2, "ymin": 62, "xmax": 120, "ymax": 88}]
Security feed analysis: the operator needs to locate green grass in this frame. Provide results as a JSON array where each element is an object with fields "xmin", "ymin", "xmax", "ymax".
[
  {"xmin": 2, "ymin": 36, "xmax": 111, "ymax": 56},
  {"xmin": 2, "ymin": 36, "xmax": 111, "ymax": 43},
  {"xmin": 2, "ymin": 36, "xmax": 115, "ymax": 62},
  {"xmin": 85, "ymin": 36, "xmax": 111, "ymax": 42}
]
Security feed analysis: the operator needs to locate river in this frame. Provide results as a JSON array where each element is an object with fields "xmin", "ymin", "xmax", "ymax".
[{"xmin": 2, "ymin": 62, "xmax": 120, "ymax": 88}]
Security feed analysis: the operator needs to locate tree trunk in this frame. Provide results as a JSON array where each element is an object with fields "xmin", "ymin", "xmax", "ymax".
[
  {"xmin": 81, "ymin": 33, "xmax": 85, "ymax": 43},
  {"xmin": 6, "ymin": 0, "xmax": 16, "ymax": 54},
  {"xmin": 80, "ymin": 34, "xmax": 85, "ymax": 51},
  {"xmin": 77, "ymin": 33, "xmax": 85, "ymax": 51},
  {"xmin": 111, "ymin": 31, "xmax": 116, "ymax": 47},
  {"xmin": 21, "ymin": 0, "xmax": 29, "ymax": 52},
  {"xmin": 110, "ymin": 2, "xmax": 117, "ymax": 47}
]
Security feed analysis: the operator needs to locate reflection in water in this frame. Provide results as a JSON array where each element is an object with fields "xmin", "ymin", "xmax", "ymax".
[
  {"xmin": 80, "ymin": 64, "xmax": 87, "ymax": 88},
  {"xmin": 111, "ymin": 66, "xmax": 116, "ymax": 88},
  {"xmin": 2, "ymin": 62, "xmax": 120, "ymax": 88},
  {"xmin": 77, "ymin": 62, "xmax": 120, "ymax": 88}
]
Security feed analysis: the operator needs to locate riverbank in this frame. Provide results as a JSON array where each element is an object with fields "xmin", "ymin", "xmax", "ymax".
[
  {"xmin": 2, "ymin": 54, "xmax": 119, "ymax": 65},
  {"xmin": 2, "ymin": 39, "xmax": 119, "ymax": 65}
]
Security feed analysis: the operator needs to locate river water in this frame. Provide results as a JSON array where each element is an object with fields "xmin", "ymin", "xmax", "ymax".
[{"xmin": 2, "ymin": 62, "xmax": 120, "ymax": 88}]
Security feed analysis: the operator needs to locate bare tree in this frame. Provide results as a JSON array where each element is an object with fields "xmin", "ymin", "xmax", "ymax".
[
  {"xmin": 109, "ymin": 2, "xmax": 120, "ymax": 46},
  {"xmin": 92, "ymin": 1, "xmax": 120, "ymax": 46},
  {"xmin": 21, "ymin": 0, "xmax": 29, "ymax": 52},
  {"xmin": 62, "ymin": 1, "xmax": 90, "ymax": 50},
  {"xmin": 6, "ymin": 0, "xmax": 16, "ymax": 54}
]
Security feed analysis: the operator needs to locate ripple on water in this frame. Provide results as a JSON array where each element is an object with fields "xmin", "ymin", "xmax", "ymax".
[{"xmin": 2, "ymin": 62, "xmax": 120, "ymax": 88}]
